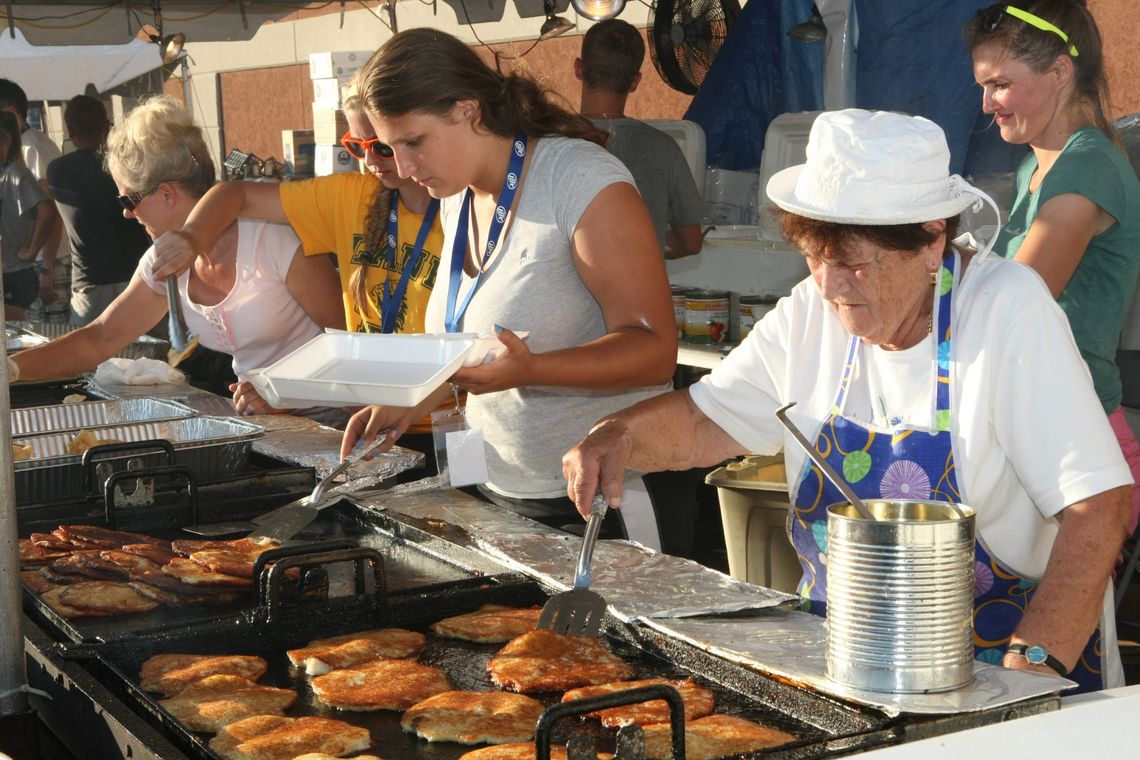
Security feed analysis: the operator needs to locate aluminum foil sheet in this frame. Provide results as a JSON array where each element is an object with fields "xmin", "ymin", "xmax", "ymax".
[
  {"xmin": 642, "ymin": 613, "xmax": 1074, "ymax": 717},
  {"xmin": 252, "ymin": 418, "xmax": 423, "ymax": 487},
  {"xmin": 11, "ymin": 321, "xmax": 169, "ymax": 359},
  {"xmin": 473, "ymin": 533, "xmax": 794, "ymax": 621},
  {"xmin": 369, "ymin": 484, "xmax": 583, "ymax": 538}
]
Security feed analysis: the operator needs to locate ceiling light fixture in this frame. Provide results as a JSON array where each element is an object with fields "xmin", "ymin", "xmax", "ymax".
[
  {"xmin": 540, "ymin": 0, "xmax": 574, "ymax": 39},
  {"xmin": 569, "ymin": 0, "xmax": 626, "ymax": 22}
]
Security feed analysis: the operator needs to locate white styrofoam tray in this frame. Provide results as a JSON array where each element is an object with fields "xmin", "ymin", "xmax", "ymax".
[
  {"xmin": 433, "ymin": 331, "xmax": 530, "ymax": 367},
  {"xmin": 259, "ymin": 333, "xmax": 474, "ymax": 407}
]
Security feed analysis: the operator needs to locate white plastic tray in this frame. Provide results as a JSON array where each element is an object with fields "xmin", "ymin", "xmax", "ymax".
[
  {"xmin": 435, "ymin": 331, "xmax": 530, "ymax": 367},
  {"xmin": 259, "ymin": 333, "xmax": 475, "ymax": 407}
]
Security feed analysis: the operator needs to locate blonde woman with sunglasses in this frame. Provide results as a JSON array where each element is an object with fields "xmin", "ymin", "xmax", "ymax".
[
  {"xmin": 969, "ymin": 2, "xmax": 1140, "ymax": 538},
  {"xmin": 7, "ymin": 95, "xmax": 345, "ymax": 422}
]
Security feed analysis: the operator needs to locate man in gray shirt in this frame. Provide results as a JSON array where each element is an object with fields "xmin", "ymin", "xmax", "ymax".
[{"xmin": 576, "ymin": 19, "xmax": 705, "ymax": 260}]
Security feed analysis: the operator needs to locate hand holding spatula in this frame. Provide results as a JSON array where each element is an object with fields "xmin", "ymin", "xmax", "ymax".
[{"xmin": 537, "ymin": 493, "xmax": 609, "ymax": 637}]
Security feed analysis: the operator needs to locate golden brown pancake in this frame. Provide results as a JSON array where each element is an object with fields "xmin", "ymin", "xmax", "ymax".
[
  {"xmin": 119, "ymin": 543, "xmax": 178, "ymax": 565},
  {"xmin": 132, "ymin": 569, "xmax": 240, "ymax": 598},
  {"xmin": 159, "ymin": 675, "xmax": 296, "ymax": 732},
  {"xmin": 312, "ymin": 658, "xmax": 451, "ymax": 711},
  {"xmin": 189, "ymin": 549, "xmax": 260, "ymax": 579},
  {"xmin": 641, "ymin": 714, "xmax": 798, "ymax": 760},
  {"xmin": 99, "ymin": 550, "xmax": 161, "ymax": 575},
  {"xmin": 488, "ymin": 629, "xmax": 635, "ymax": 693},
  {"xmin": 561, "ymin": 678, "xmax": 715, "ymax": 727},
  {"xmin": 292, "ymin": 755, "xmax": 383, "ymax": 760},
  {"xmin": 18, "ymin": 538, "xmax": 70, "ymax": 568},
  {"xmin": 286, "ymin": 628, "xmax": 426, "ymax": 674},
  {"xmin": 401, "ymin": 691, "xmax": 546, "ymax": 745},
  {"xmin": 58, "ymin": 581, "xmax": 160, "ymax": 614},
  {"xmin": 162, "ymin": 557, "xmax": 252, "ymax": 587},
  {"xmin": 12, "ymin": 442, "xmax": 33, "ymax": 461},
  {"xmin": 63, "ymin": 524, "xmax": 168, "ymax": 547},
  {"xmin": 430, "ymin": 605, "xmax": 542, "ymax": 643},
  {"xmin": 54, "ymin": 552, "xmax": 133, "ymax": 581},
  {"xmin": 40, "ymin": 586, "xmax": 97, "ymax": 618},
  {"xmin": 20, "ymin": 570, "xmax": 61, "ymax": 594},
  {"xmin": 209, "ymin": 715, "xmax": 371, "ymax": 760},
  {"xmin": 140, "ymin": 653, "xmax": 269, "ymax": 697},
  {"xmin": 170, "ymin": 537, "xmax": 278, "ymax": 556},
  {"xmin": 460, "ymin": 744, "xmax": 569, "ymax": 760},
  {"xmin": 29, "ymin": 533, "xmax": 73, "ymax": 550}
]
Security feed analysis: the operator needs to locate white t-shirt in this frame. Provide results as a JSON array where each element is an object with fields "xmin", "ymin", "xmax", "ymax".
[
  {"xmin": 138, "ymin": 219, "xmax": 319, "ymax": 377},
  {"xmin": 426, "ymin": 137, "xmax": 671, "ymax": 498}
]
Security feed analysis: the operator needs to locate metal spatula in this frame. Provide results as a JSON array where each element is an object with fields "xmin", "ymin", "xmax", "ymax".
[
  {"xmin": 246, "ymin": 432, "xmax": 391, "ymax": 542},
  {"xmin": 165, "ymin": 277, "xmax": 199, "ymax": 367},
  {"xmin": 537, "ymin": 493, "xmax": 609, "ymax": 637}
]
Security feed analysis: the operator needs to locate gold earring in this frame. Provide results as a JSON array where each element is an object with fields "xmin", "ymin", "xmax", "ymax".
[{"xmin": 930, "ymin": 270, "xmax": 938, "ymax": 286}]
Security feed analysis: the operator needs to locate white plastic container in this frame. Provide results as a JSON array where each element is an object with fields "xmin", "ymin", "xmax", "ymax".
[{"xmin": 260, "ymin": 333, "xmax": 474, "ymax": 407}]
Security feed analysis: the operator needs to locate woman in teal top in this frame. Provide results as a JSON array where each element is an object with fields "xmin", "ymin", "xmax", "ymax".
[{"xmin": 969, "ymin": 1, "xmax": 1140, "ymax": 538}]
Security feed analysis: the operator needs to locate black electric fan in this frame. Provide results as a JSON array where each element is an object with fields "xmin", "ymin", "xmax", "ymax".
[{"xmin": 650, "ymin": 0, "xmax": 741, "ymax": 95}]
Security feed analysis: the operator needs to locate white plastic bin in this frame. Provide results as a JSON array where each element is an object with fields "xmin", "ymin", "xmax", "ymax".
[{"xmin": 706, "ymin": 455, "xmax": 802, "ymax": 593}]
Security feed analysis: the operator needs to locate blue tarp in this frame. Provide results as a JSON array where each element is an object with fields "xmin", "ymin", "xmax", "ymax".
[{"xmin": 684, "ymin": 0, "xmax": 1029, "ymax": 176}]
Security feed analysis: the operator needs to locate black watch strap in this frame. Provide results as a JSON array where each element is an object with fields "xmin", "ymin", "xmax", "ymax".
[{"xmin": 1007, "ymin": 644, "xmax": 1068, "ymax": 676}]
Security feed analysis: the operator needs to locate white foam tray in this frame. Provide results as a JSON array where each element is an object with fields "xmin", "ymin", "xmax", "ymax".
[{"xmin": 259, "ymin": 333, "xmax": 474, "ymax": 407}]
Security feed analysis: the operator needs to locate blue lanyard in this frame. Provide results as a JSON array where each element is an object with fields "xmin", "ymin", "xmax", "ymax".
[
  {"xmin": 379, "ymin": 195, "xmax": 440, "ymax": 333},
  {"xmin": 444, "ymin": 132, "xmax": 528, "ymax": 333}
]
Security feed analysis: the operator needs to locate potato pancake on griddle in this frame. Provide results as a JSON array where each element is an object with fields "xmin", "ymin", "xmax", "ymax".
[
  {"xmin": 312, "ymin": 658, "xmax": 451, "ymax": 711},
  {"xmin": 98, "ymin": 550, "xmax": 161, "ymax": 575},
  {"xmin": 119, "ymin": 542, "xmax": 177, "ymax": 565},
  {"xmin": 430, "ymin": 604, "xmax": 542, "ymax": 643},
  {"xmin": 561, "ymin": 677, "xmax": 715, "ymax": 727},
  {"xmin": 58, "ymin": 581, "xmax": 159, "ymax": 614},
  {"xmin": 189, "ymin": 549, "xmax": 259, "ymax": 578},
  {"xmin": 641, "ymin": 714, "xmax": 798, "ymax": 760},
  {"xmin": 460, "ymin": 743, "xmax": 569, "ymax": 760},
  {"xmin": 162, "ymin": 557, "xmax": 252, "ymax": 587},
  {"xmin": 159, "ymin": 674, "xmax": 296, "ymax": 732},
  {"xmin": 170, "ymin": 537, "xmax": 278, "ymax": 556},
  {"xmin": 488, "ymin": 629, "xmax": 634, "ymax": 692},
  {"xmin": 401, "ymin": 691, "xmax": 545, "ymax": 745},
  {"xmin": 48, "ymin": 551, "xmax": 125, "ymax": 581},
  {"xmin": 286, "ymin": 627, "xmax": 426, "ymax": 674},
  {"xmin": 209, "ymin": 715, "xmax": 371, "ymax": 760},
  {"xmin": 140, "ymin": 653, "xmax": 269, "ymax": 696},
  {"xmin": 293, "ymin": 755, "xmax": 383, "ymax": 760},
  {"xmin": 20, "ymin": 570, "xmax": 61, "ymax": 595},
  {"xmin": 18, "ymin": 538, "xmax": 69, "ymax": 568},
  {"xmin": 40, "ymin": 586, "xmax": 96, "ymax": 618},
  {"xmin": 58, "ymin": 524, "xmax": 166, "ymax": 548}
]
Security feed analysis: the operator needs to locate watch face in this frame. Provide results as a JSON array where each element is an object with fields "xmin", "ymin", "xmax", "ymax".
[{"xmin": 1025, "ymin": 645, "xmax": 1048, "ymax": 665}]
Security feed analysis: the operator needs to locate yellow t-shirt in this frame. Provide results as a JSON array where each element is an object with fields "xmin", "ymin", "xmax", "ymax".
[{"xmin": 278, "ymin": 173, "xmax": 444, "ymax": 333}]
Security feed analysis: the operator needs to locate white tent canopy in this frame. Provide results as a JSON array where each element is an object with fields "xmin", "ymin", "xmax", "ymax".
[{"xmin": 0, "ymin": 27, "xmax": 162, "ymax": 101}]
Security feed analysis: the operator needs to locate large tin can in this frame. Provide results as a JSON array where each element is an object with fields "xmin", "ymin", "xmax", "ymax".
[
  {"xmin": 826, "ymin": 499, "xmax": 976, "ymax": 693},
  {"xmin": 684, "ymin": 290, "xmax": 730, "ymax": 344},
  {"xmin": 739, "ymin": 294, "xmax": 780, "ymax": 341},
  {"xmin": 670, "ymin": 286, "xmax": 691, "ymax": 340}
]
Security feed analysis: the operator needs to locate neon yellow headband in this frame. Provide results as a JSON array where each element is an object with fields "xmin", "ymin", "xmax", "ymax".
[{"xmin": 1004, "ymin": 5, "xmax": 1080, "ymax": 57}]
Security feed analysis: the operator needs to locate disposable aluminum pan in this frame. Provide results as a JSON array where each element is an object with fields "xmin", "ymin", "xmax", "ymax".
[
  {"xmin": 10, "ymin": 398, "xmax": 197, "ymax": 437},
  {"xmin": 826, "ymin": 499, "xmax": 976, "ymax": 694},
  {"xmin": 7, "ymin": 320, "xmax": 169, "ymax": 360},
  {"xmin": 13, "ymin": 416, "xmax": 264, "ymax": 504}
]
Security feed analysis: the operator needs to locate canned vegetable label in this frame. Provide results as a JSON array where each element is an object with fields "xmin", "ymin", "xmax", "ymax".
[
  {"xmin": 671, "ymin": 286, "xmax": 690, "ymax": 340},
  {"xmin": 739, "ymin": 294, "xmax": 779, "ymax": 341},
  {"xmin": 685, "ymin": 291, "xmax": 730, "ymax": 344}
]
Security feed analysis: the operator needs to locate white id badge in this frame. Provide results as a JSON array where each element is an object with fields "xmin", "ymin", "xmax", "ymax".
[{"xmin": 431, "ymin": 405, "xmax": 489, "ymax": 487}]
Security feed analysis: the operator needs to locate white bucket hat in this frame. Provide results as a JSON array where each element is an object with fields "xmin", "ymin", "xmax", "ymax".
[{"xmin": 766, "ymin": 109, "xmax": 984, "ymax": 225}]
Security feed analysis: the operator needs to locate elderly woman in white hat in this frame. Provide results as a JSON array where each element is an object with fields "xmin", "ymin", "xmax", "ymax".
[{"xmin": 563, "ymin": 109, "xmax": 1132, "ymax": 692}]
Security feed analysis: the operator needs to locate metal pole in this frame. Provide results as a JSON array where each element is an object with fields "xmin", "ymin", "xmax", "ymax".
[{"xmin": 0, "ymin": 287, "xmax": 28, "ymax": 717}]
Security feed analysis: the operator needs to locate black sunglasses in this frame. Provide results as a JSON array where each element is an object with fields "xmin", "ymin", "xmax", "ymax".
[
  {"xmin": 116, "ymin": 187, "xmax": 156, "ymax": 212},
  {"xmin": 340, "ymin": 130, "xmax": 395, "ymax": 160}
]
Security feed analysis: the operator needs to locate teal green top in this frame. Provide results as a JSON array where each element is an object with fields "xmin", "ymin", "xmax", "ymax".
[{"xmin": 995, "ymin": 127, "xmax": 1140, "ymax": 414}]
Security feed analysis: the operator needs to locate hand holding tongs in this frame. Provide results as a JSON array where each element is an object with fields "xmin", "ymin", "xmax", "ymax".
[{"xmin": 165, "ymin": 277, "xmax": 199, "ymax": 366}]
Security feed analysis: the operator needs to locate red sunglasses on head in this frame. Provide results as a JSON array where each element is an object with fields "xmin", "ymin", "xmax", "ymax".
[{"xmin": 340, "ymin": 131, "xmax": 394, "ymax": 160}]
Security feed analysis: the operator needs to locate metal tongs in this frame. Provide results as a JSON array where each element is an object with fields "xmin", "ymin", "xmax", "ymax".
[
  {"xmin": 166, "ymin": 277, "xmax": 199, "ymax": 367},
  {"xmin": 537, "ymin": 493, "xmax": 610, "ymax": 637},
  {"xmin": 246, "ymin": 432, "xmax": 392, "ymax": 542}
]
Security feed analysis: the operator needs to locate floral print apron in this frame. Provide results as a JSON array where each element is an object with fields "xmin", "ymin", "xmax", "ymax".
[{"xmin": 788, "ymin": 252, "xmax": 1103, "ymax": 692}]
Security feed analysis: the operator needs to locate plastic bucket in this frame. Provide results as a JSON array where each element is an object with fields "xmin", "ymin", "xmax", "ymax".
[{"xmin": 825, "ymin": 499, "xmax": 976, "ymax": 693}]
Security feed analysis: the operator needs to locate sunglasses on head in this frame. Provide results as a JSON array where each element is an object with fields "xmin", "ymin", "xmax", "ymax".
[
  {"xmin": 116, "ymin": 186, "xmax": 157, "ymax": 212},
  {"xmin": 340, "ymin": 131, "xmax": 395, "ymax": 160},
  {"xmin": 978, "ymin": 3, "xmax": 1079, "ymax": 57}
]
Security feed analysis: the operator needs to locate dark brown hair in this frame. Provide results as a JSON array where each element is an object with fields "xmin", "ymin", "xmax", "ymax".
[
  {"xmin": 581, "ymin": 19, "xmax": 646, "ymax": 95},
  {"xmin": 967, "ymin": 1, "xmax": 1118, "ymax": 145},
  {"xmin": 778, "ymin": 212, "xmax": 960, "ymax": 261},
  {"xmin": 64, "ymin": 95, "xmax": 110, "ymax": 140},
  {"xmin": 0, "ymin": 111, "xmax": 22, "ymax": 165},
  {"xmin": 359, "ymin": 28, "xmax": 606, "ymax": 146}
]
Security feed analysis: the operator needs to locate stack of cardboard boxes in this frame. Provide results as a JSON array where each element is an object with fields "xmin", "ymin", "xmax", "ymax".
[{"xmin": 282, "ymin": 49, "xmax": 372, "ymax": 178}]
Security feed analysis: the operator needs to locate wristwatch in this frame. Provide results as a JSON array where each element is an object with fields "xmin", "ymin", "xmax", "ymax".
[{"xmin": 1007, "ymin": 643, "xmax": 1068, "ymax": 676}]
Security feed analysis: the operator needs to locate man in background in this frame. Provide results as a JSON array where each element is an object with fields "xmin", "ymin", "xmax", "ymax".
[
  {"xmin": 48, "ymin": 96, "xmax": 151, "ymax": 326},
  {"xmin": 576, "ymin": 19, "xmax": 704, "ymax": 260},
  {"xmin": 0, "ymin": 78, "xmax": 68, "ymax": 322}
]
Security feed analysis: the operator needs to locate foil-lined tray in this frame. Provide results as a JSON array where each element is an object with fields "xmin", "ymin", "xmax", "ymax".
[
  {"xmin": 13, "ymin": 416, "xmax": 264, "ymax": 503},
  {"xmin": 8, "ymin": 321, "xmax": 169, "ymax": 360},
  {"xmin": 10, "ymin": 397, "xmax": 197, "ymax": 437},
  {"xmin": 473, "ymin": 533, "xmax": 794, "ymax": 621},
  {"xmin": 642, "ymin": 613, "xmax": 1073, "ymax": 717}
]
